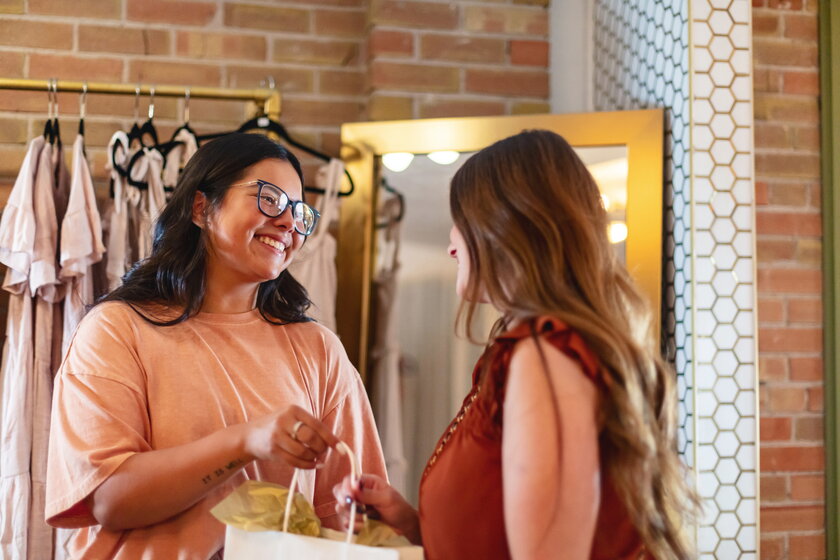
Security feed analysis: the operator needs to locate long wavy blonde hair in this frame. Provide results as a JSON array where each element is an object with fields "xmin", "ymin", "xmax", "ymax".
[{"xmin": 450, "ymin": 130, "xmax": 699, "ymax": 559}]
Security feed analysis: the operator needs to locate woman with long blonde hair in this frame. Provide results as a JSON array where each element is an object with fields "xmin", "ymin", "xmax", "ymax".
[{"xmin": 335, "ymin": 129, "xmax": 698, "ymax": 559}]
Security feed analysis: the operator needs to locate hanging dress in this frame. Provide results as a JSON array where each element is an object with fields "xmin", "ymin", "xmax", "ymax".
[
  {"xmin": 104, "ymin": 131, "xmax": 132, "ymax": 291},
  {"xmin": 287, "ymin": 159, "xmax": 343, "ymax": 332},
  {"xmin": 0, "ymin": 135, "xmax": 44, "ymax": 560}
]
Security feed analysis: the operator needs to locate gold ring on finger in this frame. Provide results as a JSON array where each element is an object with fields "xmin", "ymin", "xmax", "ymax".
[{"xmin": 291, "ymin": 420, "xmax": 305, "ymax": 441}]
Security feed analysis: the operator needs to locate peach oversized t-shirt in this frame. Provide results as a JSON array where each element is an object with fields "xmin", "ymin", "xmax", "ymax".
[{"xmin": 45, "ymin": 302, "xmax": 386, "ymax": 559}]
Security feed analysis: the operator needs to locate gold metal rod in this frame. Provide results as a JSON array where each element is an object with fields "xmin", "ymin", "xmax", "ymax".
[{"xmin": 0, "ymin": 78, "xmax": 275, "ymax": 102}]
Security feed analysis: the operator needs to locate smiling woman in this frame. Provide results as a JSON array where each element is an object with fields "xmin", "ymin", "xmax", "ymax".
[{"xmin": 43, "ymin": 133, "xmax": 387, "ymax": 558}]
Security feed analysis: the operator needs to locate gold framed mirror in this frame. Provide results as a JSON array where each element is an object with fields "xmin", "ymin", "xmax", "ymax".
[{"xmin": 337, "ymin": 109, "xmax": 664, "ymax": 378}]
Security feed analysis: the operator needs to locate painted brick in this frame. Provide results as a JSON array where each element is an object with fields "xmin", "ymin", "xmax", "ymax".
[
  {"xmin": 419, "ymin": 98, "xmax": 505, "ymax": 119},
  {"xmin": 79, "ymin": 25, "xmax": 172, "ymax": 56},
  {"xmin": 790, "ymin": 357, "xmax": 822, "ymax": 381},
  {"xmin": 320, "ymin": 70, "xmax": 365, "ymax": 96},
  {"xmin": 761, "ymin": 416, "xmax": 792, "ymax": 440},
  {"xmin": 274, "ymin": 39, "xmax": 358, "ymax": 66},
  {"xmin": 368, "ymin": 29, "xmax": 413, "ymax": 58},
  {"xmin": 421, "ymin": 34, "xmax": 505, "ymax": 64},
  {"xmin": 29, "ymin": 54, "xmax": 124, "ymax": 83},
  {"xmin": 367, "ymin": 95, "xmax": 413, "ymax": 121},
  {"xmin": 226, "ymin": 66, "xmax": 314, "ymax": 93},
  {"xmin": 510, "ymin": 40, "xmax": 549, "ymax": 66},
  {"xmin": 758, "ymin": 327, "xmax": 822, "ymax": 353},
  {"xmin": 761, "ymin": 447, "xmax": 824, "ymax": 473},
  {"xmin": 466, "ymin": 69, "xmax": 549, "ymax": 97},
  {"xmin": 756, "ymin": 268, "xmax": 821, "ymax": 294},
  {"xmin": 29, "ymin": 0, "xmax": 120, "ymax": 18},
  {"xmin": 464, "ymin": 6, "xmax": 548, "ymax": 35},
  {"xmin": 371, "ymin": 62, "xmax": 460, "ymax": 93},
  {"xmin": 127, "ymin": 0, "xmax": 216, "ymax": 25},
  {"xmin": 370, "ymin": 0, "xmax": 458, "ymax": 30},
  {"xmin": 791, "ymin": 474, "xmax": 824, "ymax": 501},
  {"xmin": 129, "ymin": 60, "xmax": 222, "ymax": 88},
  {"xmin": 0, "ymin": 19, "xmax": 72, "ymax": 49},
  {"xmin": 314, "ymin": 9, "xmax": 367, "ymax": 38},
  {"xmin": 224, "ymin": 3, "xmax": 309, "ymax": 32},
  {"xmin": 176, "ymin": 31, "xmax": 267, "ymax": 61}
]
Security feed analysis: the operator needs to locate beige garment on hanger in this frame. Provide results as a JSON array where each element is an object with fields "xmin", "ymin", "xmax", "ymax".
[
  {"xmin": 0, "ymin": 135, "xmax": 43, "ymax": 560},
  {"xmin": 287, "ymin": 159, "xmax": 343, "ymax": 332},
  {"xmin": 162, "ymin": 127, "xmax": 199, "ymax": 194},
  {"xmin": 128, "ymin": 146, "xmax": 166, "ymax": 261},
  {"xmin": 105, "ymin": 131, "xmax": 132, "ymax": 291},
  {"xmin": 60, "ymin": 134, "xmax": 105, "ymax": 356}
]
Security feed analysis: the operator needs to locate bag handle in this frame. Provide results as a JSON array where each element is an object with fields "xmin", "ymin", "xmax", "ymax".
[{"xmin": 281, "ymin": 441, "xmax": 360, "ymax": 545}]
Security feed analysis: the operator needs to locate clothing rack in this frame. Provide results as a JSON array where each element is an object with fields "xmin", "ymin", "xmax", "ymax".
[{"xmin": 0, "ymin": 77, "xmax": 281, "ymax": 118}]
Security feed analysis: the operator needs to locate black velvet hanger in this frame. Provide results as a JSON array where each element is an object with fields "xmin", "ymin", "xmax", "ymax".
[{"xmin": 376, "ymin": 177, "xmax": 405, "ymax": 229}]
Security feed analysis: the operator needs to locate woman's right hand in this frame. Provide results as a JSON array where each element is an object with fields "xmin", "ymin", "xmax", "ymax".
[
  {"xmin": 333, "ymin": 474, "xmax": 422, "ymax": 545},
  {"xmin": 242, "ymin": 405, "xmax": 340, "ymax": 469}
]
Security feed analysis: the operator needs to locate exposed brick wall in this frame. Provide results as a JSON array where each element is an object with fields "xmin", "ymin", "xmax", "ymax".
[
  {"xmin": 365, "ymin": 0, "xmax": 549, "ymax": 121},
  {"xmin": 753, "ymin": 0, "xmax": 826, "ymax": 558}
]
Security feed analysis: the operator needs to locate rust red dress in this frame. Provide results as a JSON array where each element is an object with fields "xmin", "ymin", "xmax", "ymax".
[{"xmin": 418, "ymin": 317, "xmax": 649, "ymax": 560}]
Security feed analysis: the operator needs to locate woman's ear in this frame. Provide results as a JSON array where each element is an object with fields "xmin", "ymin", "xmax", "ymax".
[{"xmin": 191, "ymin": 192, "xmax": 207, "ymax": 228}]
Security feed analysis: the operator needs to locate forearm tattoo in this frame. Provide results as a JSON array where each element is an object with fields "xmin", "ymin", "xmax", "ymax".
[{"xmin": 201, "ymin": 458, "xmax": 246, "ymax": 485}]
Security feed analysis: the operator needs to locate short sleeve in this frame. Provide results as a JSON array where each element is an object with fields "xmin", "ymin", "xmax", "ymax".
[
  {"xmin": 45, "ymin": 305, "xmax": 152, "ymax": 528},
  {"xmin": 310, "ymin": 335, "xmax": 387, "ymax": 528}
]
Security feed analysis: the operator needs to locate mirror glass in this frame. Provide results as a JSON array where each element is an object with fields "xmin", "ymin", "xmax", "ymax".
[{"xmin": 373, "ymin": 145, "xmax": 629, "ymax": 505}]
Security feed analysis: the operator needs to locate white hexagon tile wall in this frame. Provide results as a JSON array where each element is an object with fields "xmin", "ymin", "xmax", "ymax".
[{"xmin": 593, "ymin": 1, "xmax": 757, "ymax": 558}]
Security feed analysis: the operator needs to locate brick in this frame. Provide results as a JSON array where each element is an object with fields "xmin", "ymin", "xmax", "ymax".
[
  {"xmin": 186, "ymin": 99, "xmax": 248, "ymax": 124},
  {"xmin": 756, "ymin": 210, "xmax": 821, "ymax": 236},
  {"xmin": 753, "ymin": 38, "xmax": 817, "ymax": 67},
  {"xmin": 791, "ymin": 474, "xmax": 824, "ymax": 501},
  {"xmin": 795, "ymin": 237, "xmax": 820, "ymax": 267},
  {"xmin": 754, "ymin": 122, "xmax": 791, "ymax": 150},
  {"xmin": 0, "ymin": 117, "xmax": 27, "ymax": 144},
  {"xmin": 79, "ymin": 25, "xmax": 171, "ymax": 56},
  {"xmin": 755, "ymin": 152, "xmax": 821, "ymax": 179},
  {"xmin": 783, "ymin": 70, "xmax": 819, "ymax": 95},
  {"xmin": 510, "ymin": 40, "xmax": 549, "ymax": 66},
  {"xmin": 127, "ymin": 0, "xmax": 216, "ymax": 25},
  {"xmin": 767, "ymin": 181, "xmax": 807, "ymax": 205},
  {"xmin": 756, "ymin": 267, "xmax": 821, "ymax": 294},
  {"xmin": 370, "ymin": 0, "xmax": 458, "ymax": 30},
  {"xmin": 307, "ymin": 0, "xmax": 363, "ymax": 6},
  {"xmin": 792, "ymin": 125, "xmax": 820, "ymax": 151},
  {"xmin": 512, "ymin": 101, "xmax": 551, "ymax": 114},
  {"xmin": 419, "ymin": 98, "xmax": 505, "ymax": 119},
  {"xmin": 371, "ymin": 62, "xmax": 460, "ymax": 93},
  {"xmin": 808, "ymin": 386, "xmax": 822, "ymax": 412},
  {"xmin": 368, "ymin": 29, "xmax": 413, "ymax": 58},
  {"xmin": 794, "ymin": 416, "xmax": 823, "ymax": 441},
  {"xmin": 29, "ymin": 0, "xmax": 119, "ymax": 18},
  {"xmin": 753, "ymin": 10, "xmax": 780, "ymax": 35},
  {"xmin": 0, "ymin": 145, "xmax": 27, "ymax": 177},
  {"xmin": 757, "ymin": 239, "xmax": 796, "ymax": 263},
  {"xmin": 767, "ymin": 0, "xmax": 804, "ymax": 8},
  {"xmin": 421, "ymin": 34, "xmax": 505, "ymax": 63},
  {"xmin": 753, "ymin": 67, "xmax": 781, "ymax": 93},
  {"xmin": 130, "ymin": 60, "xmax": 221, "ymax": 88},
  {"xmin": 466, "ymin": 69, "xmax": 548, "ymax": 97},
  {"xmin": 320, "ymin": 132, "xmax": 341, "ymax": 156},
  {"xmin": 784, "ymin": 13, "xmax": 818, "ymax": 41},
  {"xmin": 464, "ymin": 6, "xmax": 548, "ymax": 35},
  {"xmin": 761, "ymin": 536, "xmax": 785, "ymax": 560},
  {"xmin": 225, "ymin": 66, "xmax": 313, "ymax": 93},
  {"xmin": 761, "ymin": 416, "xmax": 792, "ymax": 440},
  {"xmin": 790, "ymin": 357, "xmax": 822, "ymax": 381},
  {"xmin": 83, "ymin": 119, "xmax": 132, "ymax": 148},
  {"xmin": 760, "ymin": 474, "xmax": 788, "ymax": 501},
  {"xmin": 788, "ymin": 298, "xmax": 821, "ymax": 323},
  {"xmin": 761, "ymin": 447, "xmax": 824, "ymax": 473},
  {"xmin": 367, "ymin": 95, "xmax": 413, "ymax": 121},
  {"xmin": 755, "ymin": 180, "xmax": 769, "ymax": 205},
  {"xmin": 30, "ymin": 54, "xmax": 124, "ymax": 83},
  {"xmin": 0, "ymin": 51, "xmax": 24, "ymax": 78},
  {"xmin": 755, "ymin": 95, "xmax": 819, "ymax": 123},
  {"xmin": 224, "ymin": 3, "xmax": 309, "ymax": 32},
  {"xmin": 274, "ymin": 38, "xmax": 358, "ymax": 66},
  {"xmin": 760, "ymin": 355, "xmax": 788, "ymax": 381},
  {"xmin": 320, "ymin": 70, "xmax": 365, "ymax": 96},
  {"xmin": 790, "ymin": 534, "xmax": 826, "ymax": 559},
  {"xmin": 280, "ymin": 99, "xmax": 362, "ymax": 127},
  {"xmin": 0, "ymin": 0, "xmax": 23, "ymax": 14},
  {"xmin": 768, "ymin": 386, "xmax": 807, "ymax": 411},
  {"xmin": 0, "ymin": 20, "xmax": 72, "ymax": 49},
  {"xmin": 176, "ymin": 31, "xmax": 266, "ymax": 61},
  {"xmin": 82, "ymin": 92, "xmax": 178, "ymax": 120},
  {"xmin": 759, "ymin": 327, "xmax": 822, "ymax": 352},
  {"xmin": 314, "ymin": 9, "xmax": 366, "ymax": 37}
]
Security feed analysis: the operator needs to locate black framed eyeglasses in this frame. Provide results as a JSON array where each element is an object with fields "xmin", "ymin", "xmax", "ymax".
[{"xmin": 233, "ymin": 179, "xmax": 320, "ymax": 236}]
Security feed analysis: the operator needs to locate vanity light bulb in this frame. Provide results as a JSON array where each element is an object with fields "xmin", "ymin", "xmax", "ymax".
[
  {"xmin": 608, "ymin": 221, "xmax": 628, "ymax": 244},
  {"xmin": 427, "ymin": 150, "xmax": 460, "ymax": 165},
  {"xmin": 382, "ymin": 152, "xmax": 415, "ymax": 173}
]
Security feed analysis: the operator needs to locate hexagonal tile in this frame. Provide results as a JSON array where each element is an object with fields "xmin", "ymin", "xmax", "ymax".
[{"xmin": 715, "ymin": 484, "xmax": 740, "ymax": 510}]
